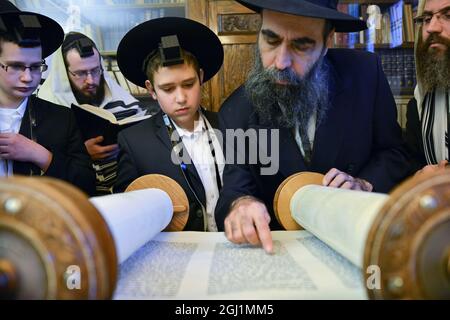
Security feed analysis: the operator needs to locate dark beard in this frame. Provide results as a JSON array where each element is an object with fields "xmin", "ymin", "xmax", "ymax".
[
  {"xmin": 244, "ymin": 48, "xmax": 330, "ymax": 130},
  {"xmin": 71, "ymin": 76, "xmax": 106, "ymax": 106},
  {"xmin": 416, "ymin": 33, "xmax": 450, "ymax": 91}
]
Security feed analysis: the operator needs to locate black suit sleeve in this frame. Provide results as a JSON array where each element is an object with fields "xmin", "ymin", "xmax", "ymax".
[
  {"xmin": 114, "ymin": 131, "xmax": 140, "ymax": 193},
  {"xmin": 356, "ymin": 56, "xmax": 412, "ymax": 192},
  {"xmin": 405, "ymin": 98, "xmax": 427, "ymax": 172},
  {"xmin": 44, "ymin": 110, "xmax": 96, "ymax": 196},
  {"xmin": 214, "ymin": 91, "xmax": 260, "ymax": 231}
]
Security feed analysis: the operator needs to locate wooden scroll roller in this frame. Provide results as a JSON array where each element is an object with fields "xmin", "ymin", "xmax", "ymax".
[
  {"xmin": 274, "ymin": 171, "xmax": 450, "ymax": 299},
  {"xmin": 0, "ymin": 174, "xmax": 189, "ymax": 299},
  {"xmin": 125, "ymin": 174, "xmax": 189, "ymax": 231}
]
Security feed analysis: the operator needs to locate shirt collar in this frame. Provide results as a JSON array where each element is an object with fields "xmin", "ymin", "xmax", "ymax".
[
  {"xmin": 15, "ymin": 97, "xmax": 28, "ymax": 118},
  {"xmin": 172, "ymin": 113, "xmax": 205, "ymax": 138},
  {"xmin": 0, "ymin": 97, "xmax": 28, "ymax": 117}
]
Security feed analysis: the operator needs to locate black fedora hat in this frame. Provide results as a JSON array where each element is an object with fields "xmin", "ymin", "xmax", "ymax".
[
  {"xmin": 237, "ymin": 0, "xmax": 367, "ymax": 32},
  {"xmin": 0, "ymin": 0, "xmax": 64, "ymax": 58},
  {"xmin": 117, "ymin": 17, "xmax": 224, "ymax": 88}
]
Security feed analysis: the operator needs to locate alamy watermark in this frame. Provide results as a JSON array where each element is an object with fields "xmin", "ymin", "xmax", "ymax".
[
  {"xmin": 366, "ymin": 265, "xmax": 381, "ymax": 290},
  {"xmin": 65, "ymin": 265, "xmax": 81, "ymax": 290},
  {"xmin": 169, "ymin": 127, "xmax": 281, "ymax": 176}
]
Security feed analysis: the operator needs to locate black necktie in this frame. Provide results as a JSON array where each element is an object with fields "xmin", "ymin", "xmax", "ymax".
[
  {"xmin": 446, "ymin": 90, "xmax": 449, "ymax": 161},
  {"xmin": 299, "ymin": 125, "xmax": 312, "ymax": 165}
]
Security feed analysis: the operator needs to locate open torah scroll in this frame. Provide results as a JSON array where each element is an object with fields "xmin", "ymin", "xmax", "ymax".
[
  {"xmin": 114, "ymin": 231, "xmax": 366, "ymax": 300},
  {"xmin": 95, "ymin": 175, "xmax": 368, "ymax": 299},
  {"xmin": 0, "ymin": 171, "xmax": 448, "ymax": 299}
]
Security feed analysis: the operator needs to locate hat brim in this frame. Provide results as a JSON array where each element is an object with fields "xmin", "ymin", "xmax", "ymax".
[
  {"xmin": 117, "ymin": 17, "xmax": 224, "ymax": 88},
  {"xmin": 237, "ymin": 0, "xmax": 367, "ymax": 32},
  {"xmin": 0, "ymin": 11, "xmax": 64, "ymax": 58}
]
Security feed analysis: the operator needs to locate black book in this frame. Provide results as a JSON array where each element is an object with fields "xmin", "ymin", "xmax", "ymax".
[{"xmin": 71, "ymin": 103, "xmax": 151, "ymax": 145}]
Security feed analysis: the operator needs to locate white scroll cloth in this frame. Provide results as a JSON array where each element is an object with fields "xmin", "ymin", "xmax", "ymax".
[
  {"xmin": 90, "ymin": 189, "xmax": 173, "ymax": 264},
  {"xmin": 290, "ymin": 185, "xmax": 389, "ymax": 267}
]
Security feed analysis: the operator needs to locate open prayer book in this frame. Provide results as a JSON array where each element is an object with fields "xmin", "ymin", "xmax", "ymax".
[{"xmin": 71, "ymin": 103, "xmax": 151, "ymax": 145}]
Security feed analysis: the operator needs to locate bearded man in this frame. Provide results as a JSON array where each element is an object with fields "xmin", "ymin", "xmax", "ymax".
[
  {"xmin": 406, "ymin": 0, "xmax": 450, "ymax": 177},
  {"xmin": 38, "ymin": 32, "xmax": 150, "ymax": 195},
  {"xmin": 215, "ymin": 0, "xmax": 411, "ymax": 253}
]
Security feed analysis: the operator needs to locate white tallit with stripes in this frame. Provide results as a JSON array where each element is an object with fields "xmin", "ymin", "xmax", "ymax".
[
  {"xmin": 414, "ymin": 0, "xmax": 449, "ymax": 164},
  {"xmin": 419, "ymin": 88, "xmax": 449, "ymax": 164}
]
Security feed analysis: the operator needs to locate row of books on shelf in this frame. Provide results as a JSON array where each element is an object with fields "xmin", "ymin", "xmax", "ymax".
[
  {"xmin": 379, "ymin": 48, "xmax": 416, "ymax": 94},
  {"xmin": 137, "ymin": 0, "xmax": 185, "ymax": 3},
  {"xmin": 10, "ymin": 0, "xmax": 185, "ymax": 11},
  {"xmin": 13, "ymin": 0, "xmax": 185, "ymax": 9},
  {"xmin": 334, "ymin": 1, "xmax": 416, "ymax": 48},
  {"xmin": 106, "ymin": 58, "xmax": 148, "ymax": 96},
  {"xmin": 104, "ymin": 0, "xmax": 184, "ymax": 4},
  {"xmin": 97, "ymin": 8, "xmax": 172, "ymax": 51}
]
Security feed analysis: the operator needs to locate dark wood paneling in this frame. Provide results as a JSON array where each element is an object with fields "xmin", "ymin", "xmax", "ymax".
[
  {"xmin": 186, "ymin": 1, "xmax": 258, "ymax": 112},
  {"xmin": 221, "ymin": 44, "xmax": 255, "ymax": 106}
]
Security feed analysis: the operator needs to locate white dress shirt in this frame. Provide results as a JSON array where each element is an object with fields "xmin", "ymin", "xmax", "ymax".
[
  {"xmin": 172, "ymin": 114, "xmax": 224, "ymax": 231},
  {"xmin": 0, "ymin": 97, "xmax": 28, "ymax": 177}
]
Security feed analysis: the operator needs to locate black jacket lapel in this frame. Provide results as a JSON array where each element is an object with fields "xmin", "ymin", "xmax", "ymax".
[
  {"xmin": 248, "ymin": 112, "xmax": 306, "ymax": 179},
  {"xmin": 310, "ymin": 59, "xmax": 349, "ymax": 173},
  {"xmin": 278, "ymin": 127, "xmax": 306, "ymax": 177},
  {"xmin": 14, "ymin": 101, "xmax": 33, "ymax": 175},
  {"xmin": 203, "ymin": 109, "xmax": 219, "ymax": 129},
  {"xmin": 154, "ymin": 112, "xmax": 174, "ymax": 152},
  {"xmin": 155, "ymin": 112, "xmax": 207, "ymax": 207}
]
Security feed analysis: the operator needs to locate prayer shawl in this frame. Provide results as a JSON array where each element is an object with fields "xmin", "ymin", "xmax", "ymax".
[
  {"xmin": 414, "ymin": 0, "xmax": 449, "ymax": 164},
  {"xmin": 37, "ymin": 46, "xmax": 150, "ymax": 194}
]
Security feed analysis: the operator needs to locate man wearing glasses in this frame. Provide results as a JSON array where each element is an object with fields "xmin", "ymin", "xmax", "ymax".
[
  {"xmin": 38, "ymin": 32, "xmax": 150, "ymax": 195},
  {"xmin": 406, "ymin": 0, "xmax": 450, "ymax": 177},
  {"xmin": 0, "ymin": 1, "xmax": 95, "ymax": 194}
]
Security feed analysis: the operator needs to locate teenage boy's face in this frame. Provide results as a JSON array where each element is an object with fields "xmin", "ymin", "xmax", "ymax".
[
  {"xmin": 146, "ymin": 63, "xmax": 203, "ymax": 129},
  {"xmin": 0, "ymin": 41, "xmax": 43, "ymax": 106}
]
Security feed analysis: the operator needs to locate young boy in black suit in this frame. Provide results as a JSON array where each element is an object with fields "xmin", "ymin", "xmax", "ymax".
[
  {"xmin": 115, "ymin": 17, "xmax": 225, "ymax": 231},
  {"xmin": 0, "ymin": 1, "xmax": 95, "ymax": 195}
]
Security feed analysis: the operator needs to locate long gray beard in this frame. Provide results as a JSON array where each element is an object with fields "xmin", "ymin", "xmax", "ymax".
[
  {"xmin": 245, "ymin": 48, "xmax": 330, "ymax": 130},
  {"xmin": 416, "ymin": 33, "xmax": 450, "ymax": 92}
]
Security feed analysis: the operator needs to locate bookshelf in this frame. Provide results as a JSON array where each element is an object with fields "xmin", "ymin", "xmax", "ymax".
[
  {"xmin": 333, "ymin": 0, "xmax": 418, "ymax": 124},
  {"xmin": 12, "ymin": 0, "xmax": 186, "ymax": 52},
  {"xmin": 12, "ymin": 0, "xmax": 185, "ymax": 106}
]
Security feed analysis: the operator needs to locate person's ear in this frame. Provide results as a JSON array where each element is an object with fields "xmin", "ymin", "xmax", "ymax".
[
  {"xmin": 199, "ymin": 69, "xmax": 204, "ymax": 85},
  {"xmin": 145, "ymin": 80, "xmax": 157, "ymax": 100},
  {"xmin": 324, "ymin": 28, "xmax": 335, "ymax": 54}
]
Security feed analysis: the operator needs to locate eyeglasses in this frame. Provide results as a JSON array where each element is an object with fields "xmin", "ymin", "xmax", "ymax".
[
  {"xmin": 0, "ymin": 60, "xmax": 48, "ymax": 75},
  {"xmin": 413, "ymin": 7, "xmax": 450, "ymax": 26},
  {"xmin": 68, "ymin": 66, "xmax": 103, "ymax": 79}
]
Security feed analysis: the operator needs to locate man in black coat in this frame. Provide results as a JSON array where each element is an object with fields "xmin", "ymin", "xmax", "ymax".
[
  {"xmin": 0, "ymin": 1, "xmax": 95, "ymax": 195},
  {"xmin": 216, "ymin": 0, "xmax": 411, "ymax": 252}
]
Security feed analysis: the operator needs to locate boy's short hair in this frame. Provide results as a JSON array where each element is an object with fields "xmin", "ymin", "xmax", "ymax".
[
  {"xmin": 144, "ymin": 48, "xmax": 201, "ymax": 86},
  {"xmin": 0, "ymin": 31, "xmax": 41, "ymax": 56}
]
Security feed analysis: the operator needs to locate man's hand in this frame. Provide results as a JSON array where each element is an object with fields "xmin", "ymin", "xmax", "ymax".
[
  {"xmin": 224, "ymin": 196, "xmax": 273, "ymax": 253},
  {"xmin": 415, "ymin": 160, "xmax": 448, "ymax": 179},
  {"xmin": 0, "ymin": 132, "xmax": 52, "ymax": 171},
  {"xmin": 323, "ymin": 168, "xmax": 373, "ymax": 192},
  {"xmin": 85, "ymin": 136, "xmax": 119, "ymax": 161}
]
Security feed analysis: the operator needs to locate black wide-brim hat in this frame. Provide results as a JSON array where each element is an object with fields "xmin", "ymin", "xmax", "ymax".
[
  {"xmin": 237, "ymin": 0, "xmax": 367, "ymax": 32},
  {"xmin": 117, "ymin": 17, "xmax": 224, "ymax": 88},
  {"xmin": 0, "ymin": 1, "xmax": 64, "ymax": 58}
]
